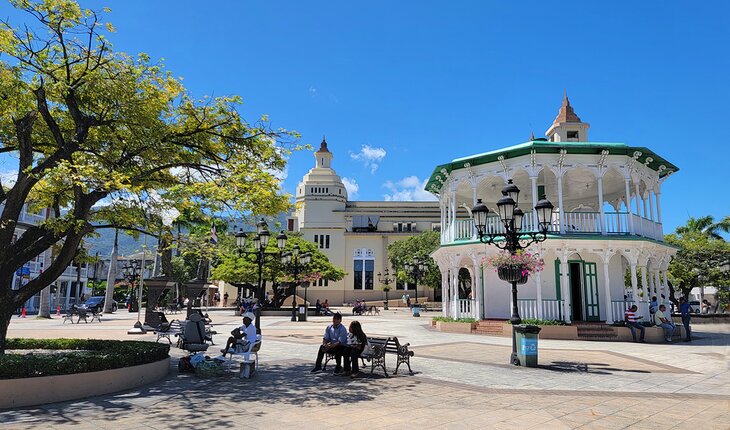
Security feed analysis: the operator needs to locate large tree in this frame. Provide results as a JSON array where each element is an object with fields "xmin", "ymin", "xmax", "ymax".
[
  {"xmin": 665, "ymin": 230, "xmax": 730, "ymax": 308},
  {"xmin": 0, "ymin": 1, "xmax": 299, "ymax": 352},
  {"xmin": 387, "ymin": 231, "xmax": 441, "ymax": 290},
  {"xmin": 675, "ymin": 215, "xmax": 730, "ymax": 240}
]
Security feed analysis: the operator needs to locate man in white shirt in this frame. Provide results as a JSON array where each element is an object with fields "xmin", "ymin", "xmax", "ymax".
[
  {"xmin": 221, "ymin": 312, "xmax": 257, "ymax": 355},
  {"xmin": 654, "ymin": 304, "xmax": 675, "ymax": 342}
]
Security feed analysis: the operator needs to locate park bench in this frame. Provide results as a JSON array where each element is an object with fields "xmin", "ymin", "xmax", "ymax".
[
  {"xmin": 156, "ymin": 319, "xmax": 183, "ymax": 344},
  {"xmin": 323, "ymin": 336, "xmax": 414, "ymax": 377}
]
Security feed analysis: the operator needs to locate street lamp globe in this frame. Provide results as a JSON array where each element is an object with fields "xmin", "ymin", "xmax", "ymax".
[
  {"xmin": 418, "ymin": 260, "xmax": 427, "ymax": 273},
  {"xmin": 534, "ymin": 196, "xmax": 555, "ymax": 231},
  {"xmin": 301, "ymin": 252, "xmax": 312, "ymax": 264},
  {"xmin": 292, "ymin": 245, "xmax": 300, "ymax": 257},
  {"xmin": 253, "ymin": 235, "xmax": 261, "ymax": 251},
  {"xmin": 512, "ymin": 207, "xmax": 525, "ymax": 231},
  {"xmin": 277, "ymin": 232, "xmax": 288, "ymax": 250},
  {"xmin": 256, "ymin": 218, "xmax": 267, "ymax": 234},
  {"xmin": 235, "ymin": 228, "xmax": 247, "ymax": 249},
  {"xmin": 496, "ymin": 193, "xmax": 516, "ymax": 223},
  {"xmin": 472, "ymin": 199, "xmax": 489, "ymax": 234},
  {"xmin": 259, "ymin": 229, "xmax": 271, "ymax": 248}
]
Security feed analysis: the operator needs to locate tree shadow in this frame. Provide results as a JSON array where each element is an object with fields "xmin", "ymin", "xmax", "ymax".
[{"xmin": 0, "ymin": 360, "xmax": 419, "ymax": 426}]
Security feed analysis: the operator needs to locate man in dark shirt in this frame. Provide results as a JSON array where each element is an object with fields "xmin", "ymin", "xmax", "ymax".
[{"xmin": 680, "ymin": 297, "xmax": 692, "ymax": 341}]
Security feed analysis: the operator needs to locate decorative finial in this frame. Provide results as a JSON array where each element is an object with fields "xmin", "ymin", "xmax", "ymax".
[
  {"xmin": 317, "ymin": 135, "xmax": 331, "ymax": 153},
  {"xmin": 530, "ymin": 130, "xmax": 535, "ymax": 141}
]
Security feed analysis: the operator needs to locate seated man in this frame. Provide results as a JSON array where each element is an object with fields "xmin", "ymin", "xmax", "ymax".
[
  {"xmin": 220, "ymin": 312, "xmax": 257, "ymax": 356},
  {"xmin": 311, "ymin": 312, "xmax": 350, "ymax": 374},
  {"xmin": 624, "ymin": 305, "xmax": 645, "ymax": 343},
  {"xmin": 654, "ymin": 304, "xmax": 675, "ymax": 342}
]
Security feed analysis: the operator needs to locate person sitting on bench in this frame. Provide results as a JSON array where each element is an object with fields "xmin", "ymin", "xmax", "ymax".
[
  {"xmin": 346, "ymin": 320, "xmax": 368, "ymax": 378},
  {"xmin": 220, "ymin": 312, "xmax": 257, "ymax": 356},
  {"xmin": 311, "ymin": 312, "xmax": 349, "ymax": 374}
]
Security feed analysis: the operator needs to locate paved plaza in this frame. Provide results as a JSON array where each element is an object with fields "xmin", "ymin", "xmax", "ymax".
[{"xmin": 1, "ymin": 309, "xmax": 728, "ymax": 429}]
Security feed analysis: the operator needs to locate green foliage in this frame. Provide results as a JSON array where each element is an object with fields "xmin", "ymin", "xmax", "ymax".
[
  {"xmin": 0, "ymin": 338, "xmax": 169, "ymax": 379},
  {"xmin": 675, "ymin": 215, "xmax": 730, "ymax": 241},
  {"xmin": 387, "ymin": 231, "xmax": 441, "ymax": 289},
  {"xmin": 665, "ymin": 229, "xmax": 730, "ymax": 306},
  {"xmin": 0, "ymin": 1, "xmax": 303, "ymax": 326},
  {"xmin": 432, "ymin": 316, "xmax": 477, "ymax": 323},
  {"xmin": 508, "ymin": 318, "xmax": 566, "ymax": 326},
  {"xmin": 210, "ymin": 234, "xmax": 345, "ymax": 285}
]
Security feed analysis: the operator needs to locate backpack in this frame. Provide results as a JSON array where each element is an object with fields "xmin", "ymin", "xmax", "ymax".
[{"xmin": 178, "ymin": 356, "xmax": 194, "ymax": 373}]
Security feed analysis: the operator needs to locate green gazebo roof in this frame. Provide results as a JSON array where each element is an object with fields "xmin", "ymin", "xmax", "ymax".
[{"xmin": 425, "ymin": 140, "xmax": 679, "ymax": 195}]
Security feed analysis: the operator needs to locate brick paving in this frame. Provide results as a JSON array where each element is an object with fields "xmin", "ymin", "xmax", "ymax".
[{"xmin": 1, "ymin": 309, "xmax": 728, "ymax": 429}]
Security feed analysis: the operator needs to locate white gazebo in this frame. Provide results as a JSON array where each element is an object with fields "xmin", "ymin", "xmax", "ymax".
[{"xmin": 427, "ymin": 94, "xmax": 679, "ymax": 324}]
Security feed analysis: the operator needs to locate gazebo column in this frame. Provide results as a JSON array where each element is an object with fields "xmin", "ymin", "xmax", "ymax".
[
  {"xmin": 602, "ymin": 259, "xmax": 614, "ymax": 324},
  {"xmin": 451, "ymin": 268, "xmax": 460, "ymax": 317},
  {"xmin": 624, "ymin": 179, "xmax": 634, "ymax": 234},
  {"xmin": 655, "ymin": 190, "xmax": 662, "ymax": 224},
  {"xmin": 441, "ymin": 268, "xmax": 449, "ymax": 316},
  {"xmin": 560, "ymin": 257, "xmax": 571, "ymax": 323},
  {"xmin": 648, "ymin": 191, "xmax": 656, "ymax": 221},
  {"xmin": 643, "ymin": 192, "xmax": 649, "ymax": 220},
  {"xmin": 535, "ymin": 270, "xmax": 543, "ymax": 319},
  {"xmin": 472, "ymin": 268, "xmax": 481, "ymax": 319},
  {"xmin": 630, "ymin": 263, "xmax": 639, "ymax": 305},
  {"xmin": 530, "ymin": 176, "xmax": 539, "ymax": 229},
  {"xmin": 634, "ymin": 182, "xmax": 643, "ymax": 218},
  {"xmin": 598, "ymin": 175, "xmax": 606, "ymax": 235},
  {"xmin": 558, "ymin": 174, "xmax": 565, "ymax": 234},
  {"xmin": 640, "ymin": 265, "xmax": 649, "ymax": 318}
]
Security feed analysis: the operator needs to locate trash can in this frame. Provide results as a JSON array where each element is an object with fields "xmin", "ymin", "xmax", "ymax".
[
  {"xmin": 514, "ymin": 324, "xmax": 541, "ymax": 367},
  {"xmin": 298, "ymin": 305, "xmax": 308, "ymax": 322},
  {"xmin": 412, "ymin": 304, "xmax": 421, "ymax": 317}
]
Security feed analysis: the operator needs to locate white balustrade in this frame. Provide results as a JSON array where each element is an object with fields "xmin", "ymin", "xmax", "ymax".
[
  {"xmin": 517, "ymin": 299, "xmax": 538, "ymax": 320},
  {"xmin": 604, "ymin": 212, "xmax": 630, "ymax": 234},
  {"xmin": 611, "ymin": 300, "xmax": 633, "ymax": 322},
  {"xmin": 541, "ymin": 299, "xmax": 564, "ymax": 321},
  {"xmin": 563, "ymin": 212, "xmax": 600, "ymax": 233},
  {"xmin": 454, "ymin": 299, "xmax": 477, "ymax": 319}
]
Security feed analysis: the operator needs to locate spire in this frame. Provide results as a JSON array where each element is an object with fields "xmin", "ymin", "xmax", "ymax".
[
  {"xmin": 529, "ymin": 130, "xmax": 535, "ymax": 141},
  {"xmin": 552, "ymin": 90, "xmax": 582, "ymax": 126},
  {"xmin": 318, "ymin": 135, "xmax": 331, "ymax": 153}
]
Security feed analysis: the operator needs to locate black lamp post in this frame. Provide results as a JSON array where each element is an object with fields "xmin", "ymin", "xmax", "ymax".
[
  {"xmin": 122, "ymin": 259, "xmax": 140, "ymax": 312},
  {"xmin": 281, "ymin": 245, "xmax": 312, "ymax": 321},
  {"xmin": 471, "ymin": 179, "xmax": 554, "ymax": 366},
  {"xmin": 377, "ymin": 268, "xmax": 394, "ymax": 310},
  {"xmin": 406, "ymin": 258, "xmax": 428, "ymax": 316},
  {"xmin": 234, "ymin": 218, "xmax": 287, "ymax": 331}
]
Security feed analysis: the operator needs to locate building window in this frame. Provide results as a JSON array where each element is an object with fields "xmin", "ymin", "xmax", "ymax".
[
  {"xmin": 353, "ymin": 248, "xmax": 374, "ymax": 290},
  {"xmin": 314, "ymin": 234, "xmax": 318, "ymax": 246},
  {"xmin": 325, "ymin": 235, "xmax": 330, "ymax": 249},
  {"xmin": 432, "ymin": 223, "xmax": 441, "ymax": 232},
  {"xmin": 567, "ymin": 131, "xmax": 579, "ymax": 140},
  {"xmin": 317, "ymin": 278, "xmax": 329, "ymax": 287},
  {"xmin": 313, "ymin": 234, "xmax": 329, "ymax": 249}
]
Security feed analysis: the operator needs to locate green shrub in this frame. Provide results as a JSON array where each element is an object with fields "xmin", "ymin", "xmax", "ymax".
[
  {"xmin": 1, "ymin": 338, "xmax": 170, "ymax": 379},
  {"xmin": 432, "ymin": 316, "xmax": 477, "ymax": 323},
  {"xmin": 508, "ymin": 318, "xmax": 566, "ymax": 326}
]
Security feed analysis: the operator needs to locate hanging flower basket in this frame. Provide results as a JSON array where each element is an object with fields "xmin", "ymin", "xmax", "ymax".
[
  {"xmin": 497, "ymin": 266, "xmax": 529, "ymax": 284},
  {"xmin": 484, "ymin": 250, "xmax": 543, "ymax": 285}
]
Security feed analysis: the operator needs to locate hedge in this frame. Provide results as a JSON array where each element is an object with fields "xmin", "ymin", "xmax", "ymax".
[
  {"xmin": 1, "ymin": 338, "xmax": 170, "ymax": 379},
  {"xmin": 432, "ymin": 316, "xmax": 478, "ymax": 323}
]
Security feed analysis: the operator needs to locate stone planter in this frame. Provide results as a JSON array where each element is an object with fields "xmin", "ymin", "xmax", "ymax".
[
  {"xmin": 531, "ymin": 325, "xmax": 577, "ymax": 340},
  {"xmin": 436, "ymin": 321, "xmax": 478, "ymax": 334},
  {"xmin": 0, "ymin": 357, "xmax": 170, "ymax": 410}
]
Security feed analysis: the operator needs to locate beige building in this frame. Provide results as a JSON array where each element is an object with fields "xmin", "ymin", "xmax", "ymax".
[{"xmin": 288, "ymin": 138, "xmax": 441, "ymax": 305}]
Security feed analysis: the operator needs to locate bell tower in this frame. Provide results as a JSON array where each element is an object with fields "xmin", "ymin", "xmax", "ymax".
[{"xmin": 545, "ymin": 91, "xmax": 590, "ymax": 142}]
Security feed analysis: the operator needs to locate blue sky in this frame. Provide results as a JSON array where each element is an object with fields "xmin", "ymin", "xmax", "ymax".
[{"xmin": 2, "ymin": 0, "xmax": 729, "ymax": 234}]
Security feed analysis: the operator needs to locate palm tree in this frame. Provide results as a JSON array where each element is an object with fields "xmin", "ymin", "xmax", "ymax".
[{"xmin": 676, "ymin": 216, "xmax": 730, "ymax": 240}]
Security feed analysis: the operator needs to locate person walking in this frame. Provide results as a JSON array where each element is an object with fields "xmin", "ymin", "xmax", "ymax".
[
  {"xmin": 223, "ymin": 292, "xmax": 229, "ymax": 307},
  {"xmin": 680, "ymin": 297, "xmax": 692, "ymax": 342}
]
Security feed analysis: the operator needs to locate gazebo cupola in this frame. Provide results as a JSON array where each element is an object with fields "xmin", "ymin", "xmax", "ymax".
[{"xmin": 545, "ymin": 92, "xmax": 590, "ymax": 142}]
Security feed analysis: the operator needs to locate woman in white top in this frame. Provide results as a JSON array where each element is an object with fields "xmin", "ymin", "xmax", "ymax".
[{"xmin": 347, "ymin": 320, "xmax": 368, "ymax": 378}]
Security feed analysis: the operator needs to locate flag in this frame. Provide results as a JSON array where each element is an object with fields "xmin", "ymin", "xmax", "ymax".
[{"xmin": 210, "ymin": 222, "xmax": 218, "ymax": 245}]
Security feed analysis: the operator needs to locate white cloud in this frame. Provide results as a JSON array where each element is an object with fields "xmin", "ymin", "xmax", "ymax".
[
  {"xmin": 349, "ymin": 145, "xmax": 387, "ymax": 174},
  {"xmin": 383, "ymin": 176, "xmax": 438, "ymax": 202},
  {"xmin": 342, "ymin": 177, "xmax": 359, "ymax": 199}
]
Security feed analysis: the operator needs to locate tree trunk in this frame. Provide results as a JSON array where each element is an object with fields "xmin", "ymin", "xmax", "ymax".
[
  {"xmin": 0, "ymin": 302, "xmax": 15, "ymax": 355},
  {"xmin": 38, "ymin": 285, "xmax": 51, "ymax": 318}
]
